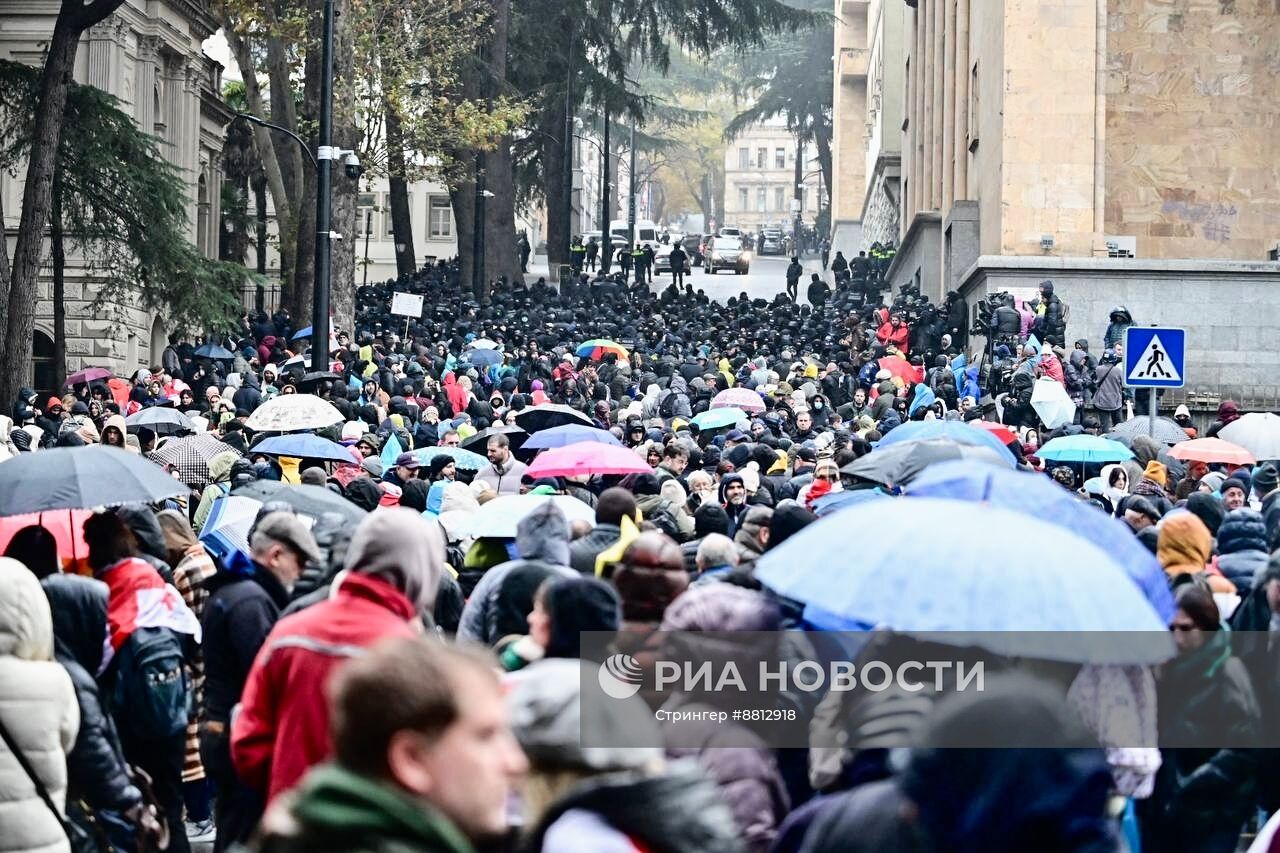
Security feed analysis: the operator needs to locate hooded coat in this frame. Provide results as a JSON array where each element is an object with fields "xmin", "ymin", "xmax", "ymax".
[
  {"xmin": 231, "ymin": 509, "xmax": 444, "ymax": 804},
  {"xmin": 1215, "ymin": 509, "xmax": 1269, "ymax": 589},
  {"xmin": 0, "ymin": 558, "xmax": 80, "ymax": 853},
  {"xmin": 1157, "ymin": 513, "xmax": 1233, "ymax": 593}
]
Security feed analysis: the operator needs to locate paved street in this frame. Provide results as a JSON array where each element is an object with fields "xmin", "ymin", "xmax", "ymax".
[{"xmin": 526, "ymin": 253, "xmax": 829, "ymax": 305}]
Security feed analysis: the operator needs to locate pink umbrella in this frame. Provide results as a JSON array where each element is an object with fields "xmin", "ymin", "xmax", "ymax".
[
  {"xmin": 526, "ymin": 442, "xmax": 651, "ymax": 478},
  {"xmin": 1168, "ymin": 437, "xmax": 1255, "ymax": 466},
  {"xmin": 711, "ymin": 387, "xmax": 766, "ymax": 414}
]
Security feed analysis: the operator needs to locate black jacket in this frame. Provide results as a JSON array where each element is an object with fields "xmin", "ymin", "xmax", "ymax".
[
  {"xmin": 569, "ymin": 523, "xmax": 623, "ymax": 575},
  {"xmin": 201, "ymin": 560, "xmax": 291, "ymax": 722},
  {"xmin": 41, "ymin": 575, "xmax": 142, "ymax": 814}
]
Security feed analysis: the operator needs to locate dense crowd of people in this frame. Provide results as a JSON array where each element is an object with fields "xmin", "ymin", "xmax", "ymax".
[{"xmin": 3, "ymin": 255, "xmax": 1280, "ymax": 853}]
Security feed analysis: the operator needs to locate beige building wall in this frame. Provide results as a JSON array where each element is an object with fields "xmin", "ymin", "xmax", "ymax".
[
  {"xmin": 832, "ymin": 0, "xmax": 868, "ymax": 226},
  {"xmin": 722, "ymin": 120, "xmax": 823, "ymax": 233},
  {"xmin": 1104, "ymin": 0, "xmax": 1280, "ymax": 261}
]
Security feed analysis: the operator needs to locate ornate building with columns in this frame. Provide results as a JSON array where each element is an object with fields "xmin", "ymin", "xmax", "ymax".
[{"xmin": 0, "ymin": 0, "xmax": 231, "ymax": 393}]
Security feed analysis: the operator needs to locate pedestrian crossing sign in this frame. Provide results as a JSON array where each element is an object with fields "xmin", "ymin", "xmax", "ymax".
[{"xmin": 1124, "ymin": 327, "xmax": 1185, "ymax": 389}]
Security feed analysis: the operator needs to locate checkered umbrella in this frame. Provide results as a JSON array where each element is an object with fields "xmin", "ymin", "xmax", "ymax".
[{"xmin": 149, "ymin": 433, "xmax": 241, "ymax": 489}]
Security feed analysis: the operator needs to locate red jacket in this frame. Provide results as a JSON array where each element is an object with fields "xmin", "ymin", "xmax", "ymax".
[
  {"xmin": 229, "ymin": 572, "xmax": 417, "ymax": 803},
  {"xmin": 876, "ymin": 321, "xmax": 910, "ymax": 355}
]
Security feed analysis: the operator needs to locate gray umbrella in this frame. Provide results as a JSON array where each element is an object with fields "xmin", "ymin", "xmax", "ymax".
[
  {"xmin": 841, "ymin": 438, "xmax": 1015, "ymax": 489},
  {"xmin": 234, "ymin": 480, "xmax": 367, "ymax": 524},
  {"xmin": 126, "ymin": 406, "xmax": 196, "ymax": 436},
  {"xmin": 0, "ymin": 446, "xmax": 186, "ymax": 514},
  {"xmin": 1107, "ymin": 416, "xmax": 1189, "ymax": 445}
]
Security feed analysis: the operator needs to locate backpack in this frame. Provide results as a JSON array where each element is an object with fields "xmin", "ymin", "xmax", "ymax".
[
  {"xmin": 659, "ymin": 390, "xmax": 681, "ymax": 418},
  {"xmin": 110, "ymin": 627, "xmax": 190, "ymax": 740}
]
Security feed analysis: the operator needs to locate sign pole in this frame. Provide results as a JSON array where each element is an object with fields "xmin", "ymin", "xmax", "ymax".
[{"xmin": 1149, "ymin": 388, "xmax": 1156, "ymax": 438}]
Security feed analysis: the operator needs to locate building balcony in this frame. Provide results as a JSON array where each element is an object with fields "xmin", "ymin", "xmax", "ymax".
[{"xmin": 839, "ymin": 47, "xmax": 869, "ymax": 81}]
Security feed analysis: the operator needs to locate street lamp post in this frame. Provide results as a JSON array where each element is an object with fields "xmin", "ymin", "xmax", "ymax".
[
  {"xmin": 599, "ymin": 107, "xmax": 611, "ymax": 273},
  {"xmin": 311, "ymin": 0, "xmax": 336, "ymax": 373},
  {"xmin": 627, "ymin": 122, "xmax": 636, "ymax": 249}
]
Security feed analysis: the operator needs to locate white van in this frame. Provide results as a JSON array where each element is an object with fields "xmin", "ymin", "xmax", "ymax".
[{"xmin": 610, "ymin": 218, "xmax": 658, "ymax": 246}]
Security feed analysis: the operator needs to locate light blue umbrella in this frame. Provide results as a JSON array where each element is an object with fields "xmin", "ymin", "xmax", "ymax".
[
  {"xmin": 252, "ymin": 433, "xmax": 354, "ymax": 464},
  {"xmin": 810, "ymin": 488, "xmax": 889, "ymax": 518},
  {"xmin": 754, "ymin": 496, "xmax": 1173, "ymax": 663},
  {"xmin": 523, "ymin": 423, "xmax": 621, "ymax": 450},
  {"xmin": 691, "ymin": 407, "xmax": 747, "ymax": 431},
  {"xmin": 291, "ymin": 326, "xmax": 313, "ymax": 340},
  {"xmin": 1037, "ymin": 435, "xmax": 1134, "ymax": 465},
  {"xmin": 411, "ymin": 445, "xmax": 487, "ymax": 471},
  {"xmin": 906, "ymin": 459, "xmax": 1174, "ymax": 621},
  {"xmin": 194, "ymin": 343, "xmax": 235, "ymax": 360},
  {"xmin": 875, "ymin": 419, "xmax": 1016, "ymax": 463},
  {"xmin": 463, "ymin": 348, "xmax": 504, "ymax": 368}
]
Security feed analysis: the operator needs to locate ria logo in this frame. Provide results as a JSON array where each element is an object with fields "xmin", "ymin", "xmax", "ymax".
[{"xmin": 598, "ymin": 653, "xmax": 643, "ymax": 699}]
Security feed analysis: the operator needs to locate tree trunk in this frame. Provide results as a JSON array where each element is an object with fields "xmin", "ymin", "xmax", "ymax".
[
  {"xmin": 483, "ymin": 0, "xmax": 517, "ymax": 288},
  {"xmin": 384, "ymin": 99, "xmax": 416, "ymax": 277},
  {"xmin": 451, "ymin": 169, "xmax": 476, "ymax": 296},
  {"xmin": 600, "ymin": 111, "xmax": 611, "ymax": 273},
  {"xmin": 0, "ymin": 13, "xmax": 83, "ymax": 409},
  {"xmin": 290, "ymin": 0, "xmax": 321, "ymax": 322},
  {"xmin": 541, "ymin": 98, "xmax": 569, "ymax": 273},
  {"xmin": 51, "ymin": 169, "xmax": 66, "ymax": 391},
  {"xmin": 328, "ymin": 0, "xmax": 357, "ymax": 331},
  {"xmin": 253, "ymin": 171, "xmax": 268, "ymax": 276},
  {"xmin": 0, "ymin": 160, "xmax": 9, "ymax": 338},
  {"xmin": 813, "ymin": 126, "xmax": 832, "ymax": 204}
]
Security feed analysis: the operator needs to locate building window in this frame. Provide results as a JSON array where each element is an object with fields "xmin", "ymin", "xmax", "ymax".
[
  {"xmin": 738, "ymin": 186, "xmax": 749, "ymax": 210},
  {"xmin": 774, "ymin": 186, "xmax": 786, "ymax": 212},
  {"xmin": 756, "ymin": 147, "xmax": 767, "ymax": 169},
  {"xmin": 756, "ymin": 187, "xmax": 767, "ymax": 212},
  {"xmin": 775, "ymin": 148, "xmax": 786, "ymax": 169},
  {"xmin": 383, "ymin": 192, "xmax": 410, "ymax": 238},
  {"xmin": 32, "ymin": 331, "xmax": 55, "ymax": 397},
  {"xmin": 968, "ymin": 61, "xmax": 980, "ymax": 152},
  {"xmin": 357, "ymin": 193, "xmax": 377, "ymax": 238},
  {"xmin": 429, "ymin": 195, "xmax": 453, "ymax": 239},
  {"xmin": 738, "ymin": 147, "xmax": 750, "ymax": 169}
]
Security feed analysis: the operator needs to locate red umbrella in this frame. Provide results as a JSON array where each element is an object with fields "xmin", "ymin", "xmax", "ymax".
[
  {"xmin": 1168, "ymin": 437, "xmax": 1255, "ymax": 466},
  {"xmin": 526, "ymin": 442, "xmax": 650, "ymax": 478},
  {"xmin": 970, "ymin": 420, "xmax": 1018, "ymax": 446},
  {"xmin": 0, "ymin": 510, "xmax": 93, "ymax": 573},
  {"xmin": 878, "ymin": 356, "xmax": 923, "ymax": 386}
]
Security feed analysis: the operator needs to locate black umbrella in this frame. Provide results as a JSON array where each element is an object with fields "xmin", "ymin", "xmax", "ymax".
[
  {"xmin": 513, "ymin": 404, "xmax": 592, "ymax": 434},
  {"xmin": 126, "ymin": 406, "xmax": 196, "ymax": 436},
  {"xmin": 841, "ymin": 438, "xmax": 1014, "ymax": 489},
  {"xmin": 194, "ymin": 343, "xmax": 236, "ymax": 360},
  {"xmin": 297, "ymin": 371, "xmax": 343, "ymax": 392},
  {"xmin": 0, "ymin": 446, "xmax": 186, "ymax": 514},
  {"xmin": 233, "ymin": 480, "xmax": 367, "ymax": 524},
  {"xmin": 460, "ymin": 425, "xmax": 527, "ymax": 452}
]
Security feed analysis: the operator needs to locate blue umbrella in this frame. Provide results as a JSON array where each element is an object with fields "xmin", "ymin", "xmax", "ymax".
[
  {"xmin": 810, "ymin": 488, "xmax": 889, "ymax": 518},
  {"xmin": 907, "ymin": 459, "xmax": 1174, "ymax": 621},
  {"xmin": 463, "ymin": 348, "xmax": 504, "ymax": 368},
  {"xmin": 690, "ymin": 407, "xmax": 747, "ymax": 431},
  {"xmin": 291, "ymin": 326, "xmax": 313, "ymax": 340},
  {"xmin": 411, "ymin": 445, "xmax": 487, "ymax": 471},
  {"xmin": 875, "ymin": 419, "xmax": 1016, "ymax": 464},
  {"xmin": 523, "ymin": 423, "xmax": 621, "ymax": 450},
  {"xmin": 755, "ymin": 496, "xmax": 1173, "ymax": 663},
  {"xmin": 194, "ymin": 343, "xmax": 235, "ymax": 360},
  {"xmin": 251, "ymin": 433, "xmax": 355, "ymax": 464},
  {"xmin": 1037, "ymin": 435, "xmax": 1134, "ymax": 465}
]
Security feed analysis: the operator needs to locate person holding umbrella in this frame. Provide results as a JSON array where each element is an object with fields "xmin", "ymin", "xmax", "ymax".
[{"xmin": 475, "ymin": 434, "xmax": 528, "ymax": 497}]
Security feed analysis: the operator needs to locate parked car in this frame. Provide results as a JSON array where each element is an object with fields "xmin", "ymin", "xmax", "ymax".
[
  {"xmin": 683, "ymin": 233, "xmax": 705, "ymax": 266},
  {"xmin": 705, "ymin": 236, "xmax": 751, "ymax": 275},
  {"xmin": 759, "ymin": 230, "xmax": 784, "ymax": 255},
  {"xmin": 653, "ymin": 250, "xmax": 671, "ymax": 275},
  {"xmin": 718, "ymin": 226, "xmax": 744, "ymax": 239}
]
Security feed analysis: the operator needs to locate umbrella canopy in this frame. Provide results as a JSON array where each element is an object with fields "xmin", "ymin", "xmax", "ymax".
[
  {"xmin": 969, "ymin": 420, "xmax": 1018, "ymax": 446},
  {"xmin": 841, "ymin": 438, "xmax": 1015, "ymax": 489},
  {"xmin": 1030, "ymin": 378, "xmax": 1077, "ymax": 429},
  {"xmin": 1168, "ymin": 437, "xmax": 1255, "ymax": 466},
  {"xmin": 877, "ymin": 356, "xmax": 923, "ymax": 385},
  {"xmin": 1037, "ymin": 435, "xmax": 1134, "ymax": 465},
  {"xmin": 907, "ymin": 459, "xmax": 1174, "ymax": 621},
  {"xmin": 1219, "ymin": 413, "xmax": 1280, "ymax": 461},
  {"xmin": 513, "ymin": 404, "xmax": 593, "ymax": 433},
  {"xmin": 810, "ymin": 488, "xmax": 889, "ymax": 518},
  {"xmin": 149, "ymin": 433, "xmax": 241, "ymax": 489},
  {"xmin": 457, "ymin": 494, "xmax": 597, "ymax": 538},
  {"xmin": 575, "ymin": 339, "xmax": 629, "ymax": 360},
  {"xmin": 464, "ymin": 348, "xmax": 504, "ymax": 368},
  {"xmin": 710, "ymin": 387, "xmax": 766, "ymax": 414},
  {"xmin": 522, "ymin": 424, "xmax": 621, "ymax": 451},
  {"xmin": 1107, "ymin": 416, "xmax": 1191, "ymax": 445},
  {"xmin": 297, "ymin": 372, "xmax": 343, "ymax": 391},
  {"xmin": 755, "ymin": 496, "xmax": 1174, "ymax": 664},
  {"xmin": 875, "ymin": 420, "xmax": 1016, "ymax": 463},
  {"xmin": 0, "ymin": 509, "xmax": 93, "ymax": 570},
  {"xmin": 690, "ymin": 407, "xmax": 747, "ymax": 431},
  {"xmin": 461, "ymin": 425, "xmax": 528, "ymax": 452},
  {"xmin": 0, "ymin": 446, "xmax": 186, "ymax": 515},
  {"xmin": 199, "ymin": 495, "xmax": 282, "ymax": 562},
  {"xmin": 234, "ymin": 480, "xmax": 368, "ymax": 524},
  {"xmin": 252, "ymin": 433, "xmax": 356, "ymax": 464},
  {"xmin": 126, "ymin": 406, "xmax": 196, "ymax": 436},
  {"xmin": 411, "ymin": 445, "xmax": 488, "ymax": 471},
  {"xmin": 64, "ymin": 367, "xmax": 113, "ymax": 387},
  {"xmin": 194, "ymin": 342, "xmax": 236, "ymax": 360},
  {"xmin": 466, "ymin": 338, "xmax": 501, "ymax": 351},
  {"xmin": 244, "ymin": 395, "xmax": 345, "ymax": 431},
  {"xmin": 526, "ymin": 442, "xmax": 650, "ymax": 478}
]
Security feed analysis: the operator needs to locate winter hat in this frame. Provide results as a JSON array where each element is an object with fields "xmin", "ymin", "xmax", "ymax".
[
  {"xmin": 1142, "ymin": 461, "xmax": 1167, "ymax": 487},
  {"xmin": 1185, "ymin": 492, "xmax": 1226, "ymax": 537},
  {"xmin": 1174, "ymin": 404, "xmax": 1192, "ymax": 420},
  {"xmin": 1253, "ymin": 463, "xmax": 1279, "ymax": 498},
  {"xmin": 360, "ymin": 458, "xmax": 384, "ymax": 479},
  {"xmin": 344, "ymin": 508, "xmax": 445, "ymax": 613},
  {"xmin": 1221, "ymin": 477, "xmax": 1248, "ymax": 498},
  {"xmin": 542, "ymin": 576, "xmax": 621, "ymax": 659},
  {"xmin": 1199, "ymin": 471, "xmax": 1227, "ymax": 494}
]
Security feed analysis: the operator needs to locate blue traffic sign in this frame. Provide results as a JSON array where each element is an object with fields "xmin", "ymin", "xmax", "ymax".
[{"xmin": 1124, "ymin": 327, "xmax": 1185, "ymax": 389}]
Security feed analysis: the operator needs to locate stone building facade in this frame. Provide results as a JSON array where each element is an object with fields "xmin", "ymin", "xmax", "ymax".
[
  {"xmin": 723, "ymin": 119, "xmax": 824, "ymax": 234},
  {"xmin": 0, "ymin": 0, "xmax": 230, "ymax": 394}
]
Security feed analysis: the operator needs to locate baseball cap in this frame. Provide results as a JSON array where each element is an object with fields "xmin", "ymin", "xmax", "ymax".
[
  {"xmin": 724, "ymin": 429, "xmax": 748, "ymax": 442},
  {"xmin": 394, "ymin": 452, "xmax": 421, "ymax": 470},
  {"xmin": 252, "ymin": 511, "xmax": 321, "ymax": 564}
]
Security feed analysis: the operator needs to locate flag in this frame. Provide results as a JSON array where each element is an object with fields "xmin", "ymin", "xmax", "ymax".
[
  {"xmin": 380, "ymin": 431, "xmax": 404, "ymax": 469},
  {"xmin": 101, "ymin": 557, "xmax": 202, "ymax": 657}
]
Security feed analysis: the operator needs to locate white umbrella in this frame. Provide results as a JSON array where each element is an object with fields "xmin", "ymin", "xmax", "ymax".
[
  {"xmin": 1031, "ymin": 377, "xmax": 1077, "ymax": 429},
  {"xmin": 1220, "ymin": 412, "xmax": 1280, "ymax": 461},
  {"xmin": 466, "ymin": 338, "xmax": 501, "ymax": 351},
  {"xmin": 459, "ymin": 494, "xmax": 596, "ymax": 538},
  {"xmin": 244, "ymin": 395, "xmax": 344, "ymax": 431}
]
